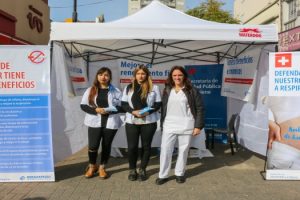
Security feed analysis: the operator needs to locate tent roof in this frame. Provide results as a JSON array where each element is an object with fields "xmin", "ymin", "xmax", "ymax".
[
  {"xmin": 51, "ymin": 0, "xmax": 277, "ymax": 42},
  {"xmin": 50, "ymin": 0, "xmax": 278, "ymax": 64}
]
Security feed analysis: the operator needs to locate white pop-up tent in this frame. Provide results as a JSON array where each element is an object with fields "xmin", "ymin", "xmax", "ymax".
[
  {"xmin": 50, "ymin": 0, "xmax": 277, "ymax": 65},
  {"xmin": 50, "ymin": 0, "xmax": 278, "ymax": 162}
]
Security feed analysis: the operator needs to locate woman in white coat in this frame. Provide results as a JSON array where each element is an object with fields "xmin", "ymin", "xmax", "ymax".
[
  {"xmin": 156, "ymin": 66, "xmax": 205, "ymax": 185},
  {"xmin": 81, "ymin": 67, "xmax": 122, "ymax": 179},
  {"xmin": 121, "ymin": 65, "xmax": 161, "ymax": 181}
]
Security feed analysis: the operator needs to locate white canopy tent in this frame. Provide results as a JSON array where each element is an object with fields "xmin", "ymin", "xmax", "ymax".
[
  {"xmin": 50, "ymin": 1, "xmax": 277, "ymax": 65},
  {"xmin": 50, "ymin": 1, "xmax": 278, "ymax": 162}
]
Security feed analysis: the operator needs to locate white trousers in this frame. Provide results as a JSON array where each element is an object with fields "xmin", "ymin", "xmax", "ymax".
[{"xmin": 158, "ymin": 132, "xmax": 192, "ymax": 178}]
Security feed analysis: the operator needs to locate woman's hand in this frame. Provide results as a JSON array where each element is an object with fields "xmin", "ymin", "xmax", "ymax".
[
  {"xmin": 140, "ymin": 112, "xmax": 149, "ymax": 117},
  {"xmin": 132, "ymin": 110, "xmax": 142, "ymax": 118},
  {"xmin": 192, "ymin": 128, "xmax": 201, "ymax": 136},
  {"xmin": 268, "ymin": 120, "xmax": 281, "ymax": 149},
  {"xmin": 95, "ymin": 107, "xmax": 107, "ymax": 115}
]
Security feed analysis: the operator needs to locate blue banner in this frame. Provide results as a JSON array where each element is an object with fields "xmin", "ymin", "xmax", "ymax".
[
  {"xmin": 0, "ymin": 94, "xmax": 54, "ymax": 175},
  {"xmin": 0, "ymin": 46, "xmax": 54, "ymax": 182},
  {"xmin": 185, "ymin": 64, "xmax": 227, "ymax": 129}
]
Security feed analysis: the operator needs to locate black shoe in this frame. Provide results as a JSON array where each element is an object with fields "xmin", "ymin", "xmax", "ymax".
[
  {"xmin": 175, "ymin": 176, "xmax": 186, "ymax": 184},
  {"xmin": 138, "ymin": 169, "xmax": 147, "ymax": 181},
  {"xmin": 128, "ymin": 169, "xmax": 137, "ymax": 181},
  {"xmin": 155, "ymin": 178, "xmax": 168, "ymax": 185}
]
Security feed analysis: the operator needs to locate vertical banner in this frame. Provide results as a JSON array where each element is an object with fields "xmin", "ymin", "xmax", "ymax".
[
  {"xmin": 221, "ymin": 46, "xmax": 261, "ymax": 101},
  {"xmin": 0, "ymin": 46, "xmax": 54, "ymax": 182},
  {"xmin": 65, "ymin": 56, "xmax": 89, "ymax": 96},
  {"xmin": 265, "ymin": 52, "xmax": 300, "ymax": 180},
  {"xmin": 185, "ymin": 64, "xmax": 227, "ymax": 130}
]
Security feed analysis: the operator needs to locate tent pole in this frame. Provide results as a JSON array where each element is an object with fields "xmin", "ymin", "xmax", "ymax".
[
  {"xmin": 150, "ymin": 39, "xmax": 156, "ymax": 65},
  {"xmin": 219, "ymin": 42, "xmax": 235, "ymax": 62},
  {"xmin": 87, "ymin": 53, "xmax": 90, "ymax": 81},
  {"xmin": 234, "ymin": 42, "xmax": 254, "ymax": 58},
  {"xmin": 61, "ymin": 41, "xmax": 72, "ymax": 58},
  {"xmin": 72, "ymin": 0, "xmax": 78, "ymax": 22},
  {"xmin": 217, "ymin": 52, "xmax": 220, "ymax": 64},
  {"xmin": 50, "ymin": 41, "xmax": 53, "ymax": 73}
]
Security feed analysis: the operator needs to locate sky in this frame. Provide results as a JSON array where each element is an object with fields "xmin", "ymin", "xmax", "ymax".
[{"xmin": 49, "ymin": 0, "xmax": 234, "ymax": 22}]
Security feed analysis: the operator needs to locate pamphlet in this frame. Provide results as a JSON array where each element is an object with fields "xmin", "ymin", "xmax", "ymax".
[
  {"xmin": 103, "ymin": 106, "xmax": 118, "ymax": 113},
  {"xmin": 139, "ymin": 107, "xmax": 154, "ymax": 115}
]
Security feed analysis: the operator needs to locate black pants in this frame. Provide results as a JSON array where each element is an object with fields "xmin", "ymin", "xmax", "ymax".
[
  {"xmin": 125, "ymin": 122, "xmax": 157, "ymax": 170},
  {"xmin": 88, "ymin": 127, "xmax": 117, "ymax": 165}
]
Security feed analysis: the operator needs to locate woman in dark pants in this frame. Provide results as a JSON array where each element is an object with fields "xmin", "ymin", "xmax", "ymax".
[
  {"xmin": 80, "ymin": 67, "xmax": 122, "ymax": 179},
  {"xmin": 121, "ymin": 65, "xmax": 161, "ymax": 181}
]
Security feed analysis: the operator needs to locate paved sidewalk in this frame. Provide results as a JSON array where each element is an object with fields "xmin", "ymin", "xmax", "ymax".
[{"xmin": 0, "ymin": 144, "xmax": 299, "ymax": 200}]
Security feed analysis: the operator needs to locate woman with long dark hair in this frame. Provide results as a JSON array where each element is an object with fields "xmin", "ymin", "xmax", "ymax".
[
  {"xmin": 121, "ymin": 65, "xmax": 161, "ymax": 181},
  {"xmin": 80, "ymin": 67, "xmax": 122, "ymax": 179},
  {"xmin": 156, "ymin": 66, "xmax": 205, "ymax": 185}
]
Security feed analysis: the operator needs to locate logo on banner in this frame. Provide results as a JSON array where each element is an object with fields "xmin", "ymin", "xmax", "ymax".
[
  {"xmin": 275, "ymin": 53, "xmax": 292, "ymax": 68},
  {"xmin": 239, "ymin": 28, "xmax": 262, "ymax": 38},
  {"xmin": 28, "ymin": 51, "xmax": 46, "ymax": 64},
  {"xmin": 187, "ymin": 68, "xmax": 196, "ymax": 75}
]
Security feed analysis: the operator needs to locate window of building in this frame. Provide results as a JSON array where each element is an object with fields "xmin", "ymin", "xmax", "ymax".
[
  {"xmin": 285, "ymin": 20, "xmax": 296, "ymax": 30},
  {"xmin": 288, "ymin": 0, "xmax": 297, "ymax": 20}
]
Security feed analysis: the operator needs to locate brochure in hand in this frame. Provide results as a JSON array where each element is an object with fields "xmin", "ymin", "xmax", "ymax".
[
  {"xmin": 132, "ymin": 117, "xmax": 146, "ymax": 125},
  {"xmin": 139, "ymin": 107, "xmax": 154, "ymax": 115},
  {"xmin": 103, "ymin": 106, "xmax": 118, "ymax": 113}
]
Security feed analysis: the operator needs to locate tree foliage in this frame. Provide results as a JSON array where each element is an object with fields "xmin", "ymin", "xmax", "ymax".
[{"xmin": 186, "ymin": 0, "xmax": 240, "ymax": 24}]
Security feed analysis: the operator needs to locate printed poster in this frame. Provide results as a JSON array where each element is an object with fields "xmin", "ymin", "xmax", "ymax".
[
  {"xmin": 186, "ymin": 64, "xmax": 227, "ymax": 130},
  {"xmin": 221, "ymin": 46, "xmax": 262, "ymax": 101},
  {"xmin": 0, "ymin": 46, "xmax": 54, "ymax": 182},
  {"xmin": 118, "ymin": 59, "xmax": 168, "ymax": 90},
  {"xmin": 266, "ymin": 52, "xmax": 300, "ymax": 180}
]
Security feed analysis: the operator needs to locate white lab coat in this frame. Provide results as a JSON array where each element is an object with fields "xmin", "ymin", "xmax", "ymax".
[
  {"xmin": 121, "ymin": 84, "xmax": 161, "ymax": 124},
  {"xmin": 81, "ymin": 85, "xmax": 122, "ymax": 129}
]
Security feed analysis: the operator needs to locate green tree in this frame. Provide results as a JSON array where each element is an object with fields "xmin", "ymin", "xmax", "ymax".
[{"xmin": 186, "ymin": 0, "xmax": 240, "ymax": 24}]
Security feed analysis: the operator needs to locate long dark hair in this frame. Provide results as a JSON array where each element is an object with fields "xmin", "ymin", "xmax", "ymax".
[
  {"xmin": 88, "ymin": 67, "xmax": 112, "ymax": 106},
  {"xmin": 165, "ymin": 66, "xmax": 192, "ymax": 91},
  {"xmin": 131, "ymin": 65, "xmax": 153, "ymax": 100}
]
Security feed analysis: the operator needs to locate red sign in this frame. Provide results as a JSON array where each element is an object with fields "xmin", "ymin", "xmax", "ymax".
[
  {"xmin": 275, "ymin": 53, "xmax": 292, "ymax": 68},
  {"xmin": 120, "ymin": 79, "xmax": 165, "ymax": 84},
  {"xmin": 239, "ymin": 28, "xmax": 262, "ymax": 38},
  {"xmin": 278, "ymin": 26, "xmax": 300, "ymax": 52},
  {"xmin": 28, "ymin": 50, "xmax": 46, "ymax": 64},
  {"xmin": 224, "ymin": 78, "xmax": 253, "ymax": 85},
  {"xmin": 71, "ymin": 77, "xmax": 85, "ymax": 82}
]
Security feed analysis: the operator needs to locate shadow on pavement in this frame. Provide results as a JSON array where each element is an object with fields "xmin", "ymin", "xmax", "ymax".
[
  {"xmin": 184, "ymin": 144, "xmax": 258, "ymax": 179},
  {"xmin": 54, "ymin": 144, "xmax": 262, "ymax": 181},
  {"xmin": 55, "ymin": 156, "xmax": 129, "ymax": 181}
]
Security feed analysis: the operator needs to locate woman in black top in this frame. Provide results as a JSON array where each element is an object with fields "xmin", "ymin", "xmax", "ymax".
[
  {"xmin": 80, "ymin": 67, "xmax": 122, "ymax": 179},
  {"xmin": 121, "ymin": 65, "xmax": 162, "ymax": 181}
]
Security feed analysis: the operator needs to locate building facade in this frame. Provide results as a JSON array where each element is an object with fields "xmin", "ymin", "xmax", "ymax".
[
  {"xmin": 128, "ymin": 0, "xmax": 185, "ymax": 15},
  {"xmin": 278, "ymin": 0, "xmax": 300, "ymax": 51},
  {"xmin": 234, "ymin": 0, "xmax": 281, "ymax": 30},
  {"xmin": 0, "ymin": 0, "xmax": 50, "ymax": 45}
]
